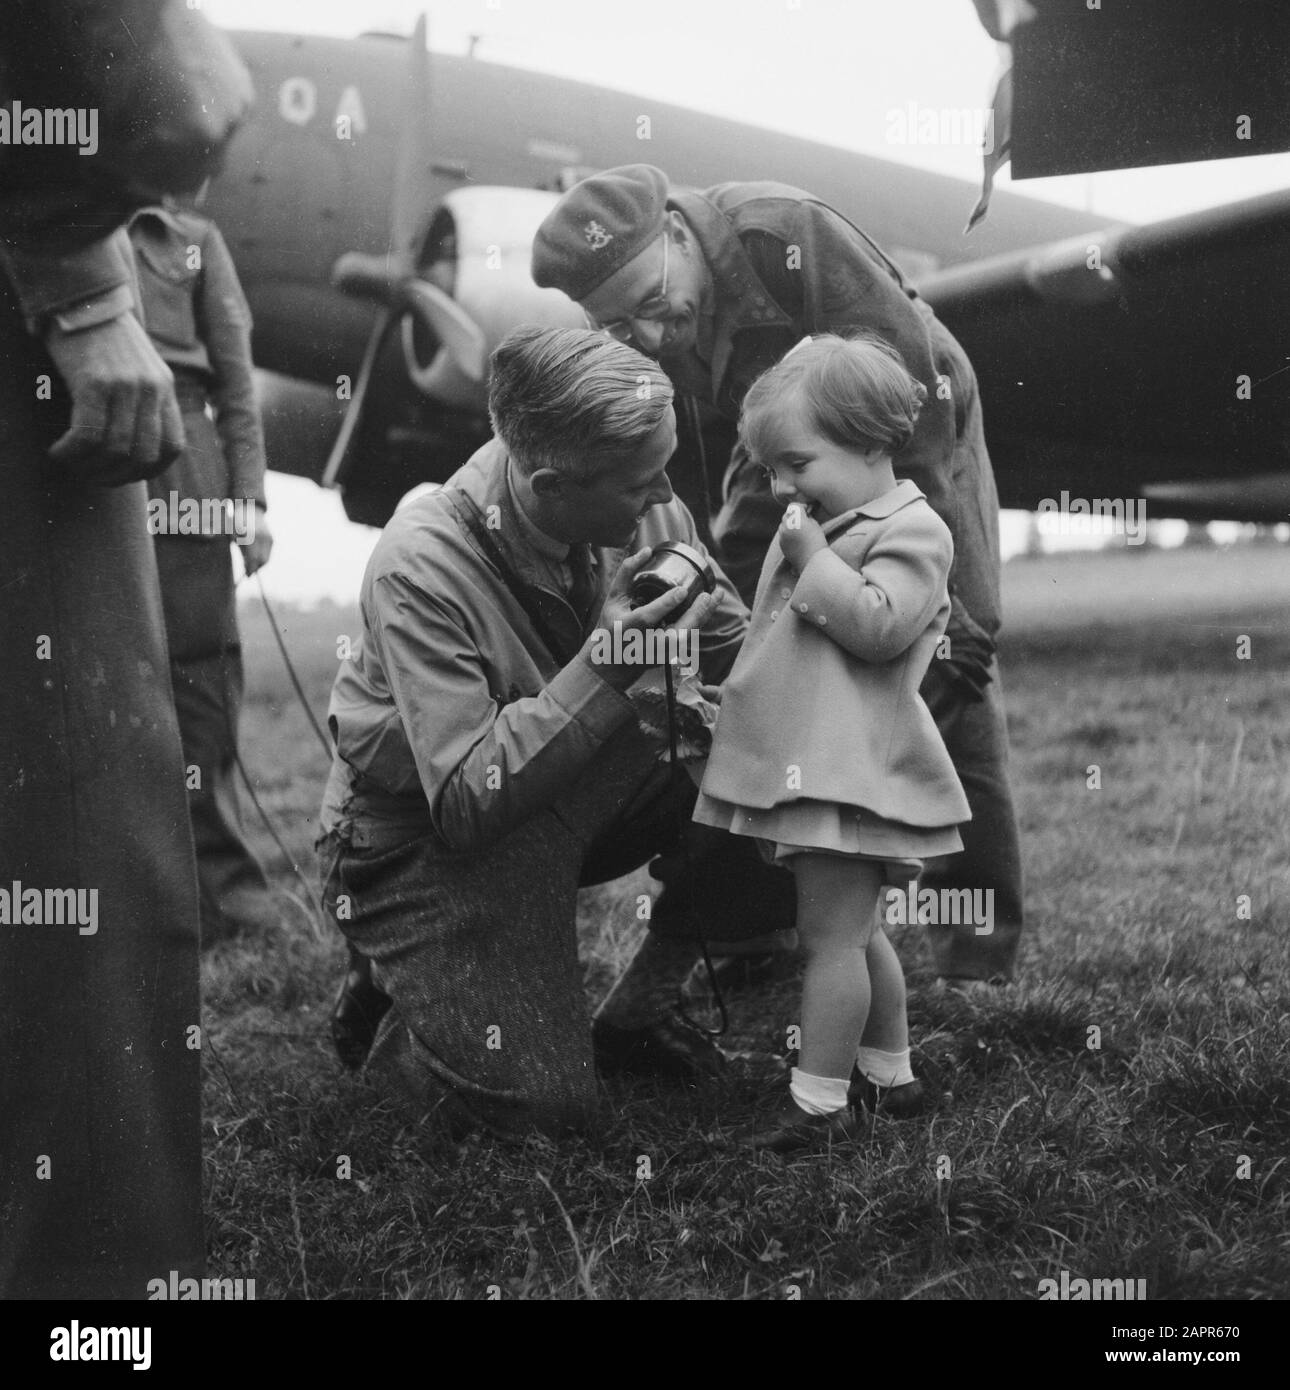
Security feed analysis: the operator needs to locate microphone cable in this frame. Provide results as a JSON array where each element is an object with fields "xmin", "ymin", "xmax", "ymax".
[{"xmin": 662, "ymin": 655, "xmax": 730, "ymax": 1039}]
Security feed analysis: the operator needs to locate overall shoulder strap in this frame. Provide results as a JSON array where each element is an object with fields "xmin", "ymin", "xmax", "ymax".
[{"xmin": 444, "ymin": 489, "xmax": 575, "ymax": 665}]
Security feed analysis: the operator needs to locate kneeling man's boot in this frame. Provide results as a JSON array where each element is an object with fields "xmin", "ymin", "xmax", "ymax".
[
  {"xmin": 330, "ymin": 946, "xmax": 392, "ymax": 1069},
  {"xmin": 742, "ymin": 1097, "xmax": 860, "ymax": 1154},
  {"xmin": 592, "ymin": 1009, "xmax": 726, "ymax": 1081}
]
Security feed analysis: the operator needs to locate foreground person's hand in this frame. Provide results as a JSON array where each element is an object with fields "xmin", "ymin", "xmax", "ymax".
[{"xmin": 44, "ymin": 313, "xmax": 186, "ymax": 483}]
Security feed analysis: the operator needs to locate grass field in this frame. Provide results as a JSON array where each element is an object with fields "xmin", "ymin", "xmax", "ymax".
[{"xmin": 207, "ymin": 540, "xmax": 1290, "ymax": 1300}]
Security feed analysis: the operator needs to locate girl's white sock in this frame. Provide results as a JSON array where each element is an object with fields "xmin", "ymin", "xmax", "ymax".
[
  {"xmin": 789, "ymin": 1067, "xmax": 850, "ymax": 1116},
  {"xmin": 856, "ymin": 1045, "xmax": 914, "ymax": 1088}
]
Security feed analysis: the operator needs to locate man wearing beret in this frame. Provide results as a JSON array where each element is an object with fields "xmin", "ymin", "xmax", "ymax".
[{"xmin": 532, "ymin": 165, "xmax": 1023, "ymax": 987}]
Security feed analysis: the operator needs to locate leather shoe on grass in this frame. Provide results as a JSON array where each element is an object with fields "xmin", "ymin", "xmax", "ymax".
[
  {"xmin": 848, "ymin": 1068, "xmax": 926, "ymax": 1118},
  {"xmin": 592, "ymin": 1010, "xmax": 726, "ymax": 1081},
  {"xmin": 330, "ymin": 951, "xmax": 392, "ymax": 1070},
  {"xmin": 743, "ymin": 1096, "xmax": 861, "ymax": 1154}
]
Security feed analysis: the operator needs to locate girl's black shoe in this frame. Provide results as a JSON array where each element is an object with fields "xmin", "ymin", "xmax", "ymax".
[{"xmin": 848, "ymin": 1068, "xmax": 926, "ymax": 1117}]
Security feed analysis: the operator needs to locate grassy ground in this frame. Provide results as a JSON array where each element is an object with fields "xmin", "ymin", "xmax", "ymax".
[{"xmin": 207, "ymin": 541, "xmax": 1290, "ymax": 1299}]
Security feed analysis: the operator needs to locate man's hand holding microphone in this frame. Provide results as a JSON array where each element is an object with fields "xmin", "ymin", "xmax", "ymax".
[{"xmin": 588, "ymin": 543, "xmax": 719, "ymax": 694}]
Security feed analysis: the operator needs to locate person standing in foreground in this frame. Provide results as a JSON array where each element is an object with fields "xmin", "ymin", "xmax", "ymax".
[
  {"xmin": 532, "ymin": 165, "xmax": 1022, "ymax": 986},
  {"xmin": 695, "ymin": 336, "xmax": 970, "ymax": 1152},
  {"xmin": 130, "ymin": 203, "xmax": 279, "ymax": 945},
  {"xmin": 0, "ymin": 0, "xmax": 251, "ymax": 1298},
  {"xmin": 318, "ymin": 327, "xmax": 797, "ymax": 1138}
]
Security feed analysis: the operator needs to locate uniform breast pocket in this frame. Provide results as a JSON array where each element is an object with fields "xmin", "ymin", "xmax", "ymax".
[{"xmin": 134, "ymin": 241, "xmax": 200, "ymax": 351}]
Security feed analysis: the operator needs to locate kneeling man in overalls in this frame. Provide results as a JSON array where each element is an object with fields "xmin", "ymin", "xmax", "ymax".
[{"xmin": 318, "ymin": 326, "xmax": 794, "ymax": 1136}]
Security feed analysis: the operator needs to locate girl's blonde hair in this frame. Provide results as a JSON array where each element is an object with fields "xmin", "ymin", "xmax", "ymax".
[{"xmin": 739, "ymin": 333, "xmax": 928, "ymax": 460}]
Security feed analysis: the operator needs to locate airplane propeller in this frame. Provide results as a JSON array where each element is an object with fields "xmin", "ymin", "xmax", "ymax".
[
  {"xmin": 322, "ymin": 13, "xmax": 485, "ymax": 488},
  {"xmin": 332, "ymin": 252, "xmax": 486, "ymax": 383}
]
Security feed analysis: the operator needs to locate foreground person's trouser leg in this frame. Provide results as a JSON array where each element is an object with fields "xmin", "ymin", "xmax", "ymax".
[{"xmin": 0, "ymin": 290, "xmax": 204, "ymax": 1298}]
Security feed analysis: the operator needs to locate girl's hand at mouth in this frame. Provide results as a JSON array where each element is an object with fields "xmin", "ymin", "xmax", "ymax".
[{"xmin": 777, "ymin": 504, "xmax": 828, "ymax": 572}]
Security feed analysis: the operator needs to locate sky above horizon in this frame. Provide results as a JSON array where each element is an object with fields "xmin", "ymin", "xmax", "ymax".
[{"xmin": 205, "ymin": 0, "xmax": 1290, "ymax": 223}]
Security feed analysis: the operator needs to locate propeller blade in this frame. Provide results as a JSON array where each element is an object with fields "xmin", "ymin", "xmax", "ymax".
[
  {"xmin": 331, "ymin": 251, "xmax": 486, "ymax": 384},
  {"xmin": 320, "ymin": 311, "xmax": 394, "ymax": 489},
  {"xmin": 320, "ymin": 273, "xmax": 485, "ymax": 488},
  {"xmin": 398, "ymin": 278, "xmax": 488, "ymax": 385},
  {"xmin": 332, "ymin": 251, "xmax": 398, "ymax": 301}
]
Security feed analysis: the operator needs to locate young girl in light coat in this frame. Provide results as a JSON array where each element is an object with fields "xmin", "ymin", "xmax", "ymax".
[{"xmin": 695, "ymin": 334, "xmax": 971, "ymax": 1152}]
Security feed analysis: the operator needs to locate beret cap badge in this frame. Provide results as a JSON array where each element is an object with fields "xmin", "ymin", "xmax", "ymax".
[
  {"xmin": 532, "ymin": 164, "xmax": 670, "ymax": 301},
  {"xmin": 584, "ymin": 220, "xmax": 613, "ymax": 250}
]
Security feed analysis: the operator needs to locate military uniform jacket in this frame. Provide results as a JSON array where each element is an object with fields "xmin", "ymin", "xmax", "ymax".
[
  {"xmin": 699, "ymin": 480, "xmax": 971, "ymax": 829},
  {"xmin": 321, "ymin": 439, "xmax": 748, "ymax": 854}
]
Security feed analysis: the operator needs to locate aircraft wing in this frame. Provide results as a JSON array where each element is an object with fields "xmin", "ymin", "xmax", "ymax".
[{"xmin": 921, "ymin": 189, "xmax": 1290, "ymax": 521}]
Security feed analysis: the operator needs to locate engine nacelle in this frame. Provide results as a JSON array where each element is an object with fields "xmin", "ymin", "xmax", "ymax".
[{"xmin": 402, "ymin": 186, "xmax": 585, "ymax": 412}]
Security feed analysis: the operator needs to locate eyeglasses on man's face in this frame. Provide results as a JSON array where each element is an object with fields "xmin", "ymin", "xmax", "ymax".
[{"xmin": 585, "ymin": 234, "xmax": 670, "ymax": 343}]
